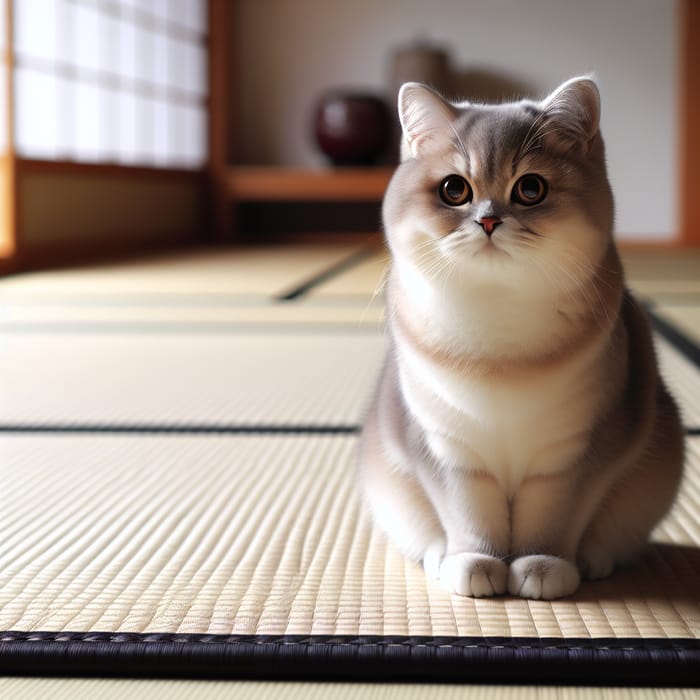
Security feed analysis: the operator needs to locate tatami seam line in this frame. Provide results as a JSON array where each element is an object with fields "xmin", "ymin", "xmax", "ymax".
[
  {"xmin": 275, "ymin": 246, "xmax": 379, "ymax": 301},
  {"xmin": 648, "ymin": 308, "xmax": 700, "ymax": 369},
  {"xmin": 0, "ymin": 424, "xmax": 696, "ymax": 435},
  {"xmin": 0, "ymin": 424, "xmax": 361, "ymax": 435}
]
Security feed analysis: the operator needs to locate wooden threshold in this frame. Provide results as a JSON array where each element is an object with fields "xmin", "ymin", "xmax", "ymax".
[
  {"xmin": 226, "ymin": 166, "xmax": 394, "ymax": 202},
  {"xmin": 16, "ymin": 158, "xmax": 205, "ymax": 181}
]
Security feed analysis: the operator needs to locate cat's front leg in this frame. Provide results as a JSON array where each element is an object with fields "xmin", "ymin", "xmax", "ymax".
[
  {"xmin": 429, "ymin": 469, "xmax": 510, "ymax": 597},
  {"xmin": 509, "ymin": 472, "xmax": 581, "ymax": 600}
]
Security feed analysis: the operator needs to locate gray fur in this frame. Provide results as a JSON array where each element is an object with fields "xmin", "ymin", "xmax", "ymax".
[{"xmin": 359, "ymin": 77, "xmax": 684, "ymax": 599}]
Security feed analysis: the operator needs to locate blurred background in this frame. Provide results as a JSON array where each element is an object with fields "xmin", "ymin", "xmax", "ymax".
[{"xmin": 0, "ymin": 0, "xmax": 697, "ymax": 274}]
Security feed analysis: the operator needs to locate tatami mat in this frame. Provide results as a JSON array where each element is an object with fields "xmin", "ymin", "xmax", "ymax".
[
  {"xmin": 0, "ymin": 301, "xmax": 384, "ymax": 330},
  {"xmin": 1, "ymin": 434, "xmax": 699, "ymax": 639},
  {"xmin": 0, "ymin": 331, "xmax": 695, "ymax": 430},
  {"xmin": 656, "ymin": 337, "xmax": 700, "ymax": 426},
  {"xmin": 0, "ymin": 245, "xmax": 369, "ymax": 300},
  {"xmin": 306, "ymin": 252, "xmax": 389, "ymax": 299},
  {"xmin": 0, "ymin": 678, "xmax": 696, "ymax": 700},
  {"xmin": 0, "ymin": 332, "xmax": 384, "ymax": 426},
  {"xmin": 654, "ymin": 307, "xmax": 700, "ymax": 346},
  {"xmin": 1, "ymin": 244, "xmax": 699, "ymax": 684}
]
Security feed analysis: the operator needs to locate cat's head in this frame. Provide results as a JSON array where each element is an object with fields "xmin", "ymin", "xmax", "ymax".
[{"xmin": 384, "ymin": 77, "xmax": 615, "ymax": 297}]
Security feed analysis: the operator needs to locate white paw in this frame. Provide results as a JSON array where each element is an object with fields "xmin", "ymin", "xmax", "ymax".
[
  {"xmin": 439, "ymin": 553, "xmax": 508, "ymax": 597},
  {"xmin": 578, "ymin": 546, "xmax": 615, "ymax": 581},
  {"xmin": 508, "ymin": 555, "xmax": 580, "ymax": 600},
  {"xmin": 422, "ymin": 539, "xmax": 446, "ymax": 580}
]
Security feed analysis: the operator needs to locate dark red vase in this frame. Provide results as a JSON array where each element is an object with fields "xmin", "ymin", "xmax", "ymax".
[{"xmin": 314, "ymin": 93, "xmax": 391, "ymax": 166}]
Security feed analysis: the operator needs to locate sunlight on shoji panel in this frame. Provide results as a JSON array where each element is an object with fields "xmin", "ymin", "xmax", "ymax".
[
  {"xmin": 12, "ymin": 0, "xmax": 208, "ymax": 168},
  {"xmin": 15, "ymin": 66, "xmax": 60, "ymax": 159},
  {"xmin": 14, "ymin": 0, "xmax": 58, "ymax": 65},
  {"xmin": 72, "ymin": 2, "xmax": 102, "ymax": 74}
]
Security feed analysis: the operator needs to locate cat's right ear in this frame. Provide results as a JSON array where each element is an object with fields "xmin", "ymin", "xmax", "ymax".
[{"xmin": 398, "ymin": 83, "xmax": 457, "ymax": 159}]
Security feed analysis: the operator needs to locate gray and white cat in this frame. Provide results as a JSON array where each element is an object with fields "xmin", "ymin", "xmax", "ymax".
[{"xmin": 359, "ymin": 77, "xmax": 684, "ymax": 600}]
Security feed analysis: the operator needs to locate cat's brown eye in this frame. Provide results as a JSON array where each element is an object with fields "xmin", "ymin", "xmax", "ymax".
[
  {"xmin": 439, "ymin": 175, "xmax": 472, "ymax": 206},
  {"xmin": 512, "ymin": 174, "xmax": 548, "ymax": 206}
]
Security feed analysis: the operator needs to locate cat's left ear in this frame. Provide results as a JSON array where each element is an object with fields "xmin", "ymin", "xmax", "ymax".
[
  {"xmin": 540, "ymin": 76, "xmax": 601, "ymax": 152},
  {"xmin": 398, "ymin": 82, "xmax": 457, "ymax": 159}
]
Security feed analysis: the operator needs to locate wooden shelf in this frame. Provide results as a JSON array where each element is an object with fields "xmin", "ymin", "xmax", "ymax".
[{"xmin": 226, "ymin": 166, "xmax": 394, "ymax": 202}]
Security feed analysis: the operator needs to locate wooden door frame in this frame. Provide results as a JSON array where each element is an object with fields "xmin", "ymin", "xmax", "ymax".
[
  {"xmin": 207, "ymin": 0, "xmax": 234, "ymax": 243},
  {"xmin": 680, "ymin": 0, "xmax": 700, "ymax": 245}
]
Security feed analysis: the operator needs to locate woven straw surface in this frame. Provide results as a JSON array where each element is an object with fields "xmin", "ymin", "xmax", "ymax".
[
  {"xmin": 2, "ymin": 433, "xmax": 698, "ymax": 638},
  {"xmin": 1, "ymin": 244, "xmax": 699, "ymax": 660},
  {"xmin": 655, "ymin": 306, "xmax": 700, "ymax": 345},
  {"xmin": 0, "ymin": 245, "xmax": 367, "ymax": 299},
  {"xmin": 0, "ymin": 678, "xmax": 695, "ymax": 700},
  {"xmin": 0, "ymin": 332, "xmax": 384, "ymax": 426},
  {"xmin": 0, "ymin": 332, "xmax": 695, "ymax": 428}
]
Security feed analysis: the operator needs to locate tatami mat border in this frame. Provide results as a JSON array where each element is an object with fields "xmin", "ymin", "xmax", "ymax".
[
  {"xmin": 649, "ymin": 311, "xmax": 700, "ymax": 369},
  {"xmin": 1, "ymin": 633, "xmax": 699, "ymax": 685},
  {"xmin": 0, "ymin": 322, "xmax": 382, "ymax": 334},
  {"xmin": 0, "ymin": 424, "xmax": 360, "ymax": 435},
  {"xmin": 276, "ymin": 247, "xmax": 379, "ymax": 301},
  {"xmin": 2, "ymin": 425, "xmax": 700, "ymax": 436}
]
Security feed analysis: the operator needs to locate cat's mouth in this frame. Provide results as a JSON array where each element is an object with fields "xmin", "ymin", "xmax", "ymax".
[
  {"xmin": 473, "ymin": 238, "xmax": 512, "ymax": 258},
  {"xmin": 439, "ymin": 226, "xmax": 518, "ymax": 260}
]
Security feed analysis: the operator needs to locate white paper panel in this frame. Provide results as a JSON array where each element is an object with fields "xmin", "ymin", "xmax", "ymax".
[
  {"xmin": 184, "ymin": 42, "xmax": 206, "ymax": 96},
  {"xmin": 12, "ymin": 0, "xmax": 206, "ymax": 168},
  {"xmin": 54, "ymin": 73, "xmax": 74, "ymax": 158},
  {"xmin": 117, "ymin": 19, "xmax": 138, "ymax": 84},
  {"xmin": 117, "ymin": 90, "xmax": 139, "ymax": 164},
  {"xmin": 73, "ymin": 81, "xmax": 102, "ymax": 161},
  {"xmin": 134, "ymin": 93, "xmax": 156, "ymax": 162},
  {"xmin": 185, "ymin": 0, "xmax": 207, "ymax": 35},
  {"xmin": 13, "ymin": 0, "xmax": 58, "ymax": 64},
  {"xmin": 73, "ymin": 3, "xmax": 101, "ymax": 72},
  {"xmin": 152, "ymin": 97, "xmax": 170, "ymax": 166},
  {"xmin": 14, "ymin": 67, "xmax": 59, "ymax": 159}
]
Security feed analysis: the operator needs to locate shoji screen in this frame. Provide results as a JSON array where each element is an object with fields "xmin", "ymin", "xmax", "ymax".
[
  {"xmin": 13, "ymin": 0, "xmax": 207, "ymax": 168},
  {"xmin": 0, "ymin": 0, "xmax": 209, "ymax": 272}
]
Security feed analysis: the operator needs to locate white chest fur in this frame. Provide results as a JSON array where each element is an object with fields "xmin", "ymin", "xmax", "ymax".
[{"xmin": 396, "ymin": 329, "xmax": 608, "ymax": 497}]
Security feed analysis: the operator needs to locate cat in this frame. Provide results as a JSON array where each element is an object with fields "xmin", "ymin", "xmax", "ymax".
[{"xmin": 359, "ymin": 76, "xmax": 684, "ymax": 600}]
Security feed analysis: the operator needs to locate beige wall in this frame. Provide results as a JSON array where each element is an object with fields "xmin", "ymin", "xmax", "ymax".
[
  {"xmin": 231, "ymin": 0, "xmax": 679, "ymax": 240},
  {"xmin": 18, "ymin": 172, "xmax": 203, "ymax": 251}
]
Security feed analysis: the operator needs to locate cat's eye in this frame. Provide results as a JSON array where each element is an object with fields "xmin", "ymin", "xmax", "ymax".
[
  {"xmin": 439, "ymin": 175, "xmax": 472, "ymax": 206},
  {"xmin": 512, "ymin": 174, "xmax": 548, "ymax": 206}
]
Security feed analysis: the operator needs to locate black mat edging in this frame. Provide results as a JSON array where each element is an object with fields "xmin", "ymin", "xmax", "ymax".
[
  {"xmin": 0, "ymin": 424, "xmax": 360, "ymax": 435},
  {"xmin": 276, "ymin": 246, "xmax": 378, "ymax": 301},
  {"xmin": 0, "ymin": 633, "xmax": 698, "ymax": 685}
]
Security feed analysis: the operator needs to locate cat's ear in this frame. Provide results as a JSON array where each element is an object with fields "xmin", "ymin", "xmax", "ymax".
[
  {"xmin": 540, "ymin": 76, "xmax": 601, "ymax": 151},
  {"xmin": 398, "ymin": 82, "xmax": 457, "ymax": 159}
]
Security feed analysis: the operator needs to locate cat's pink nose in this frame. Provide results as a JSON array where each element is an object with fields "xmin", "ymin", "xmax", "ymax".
[{"xmin": 476, "ymin": 217, "xmax": 503, "ymax": 235}]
